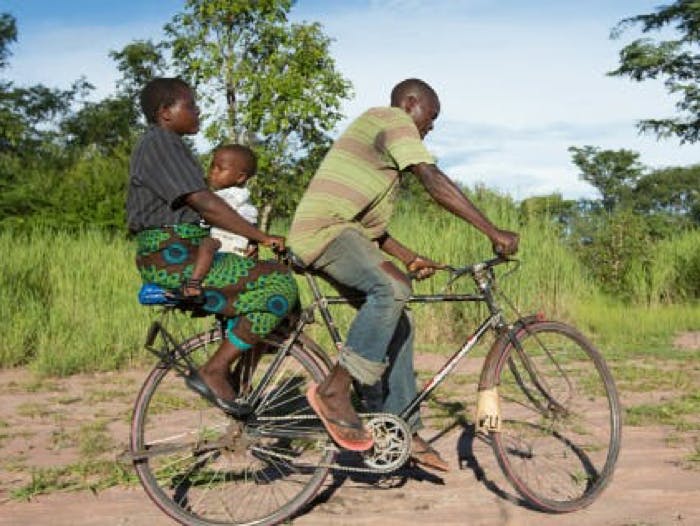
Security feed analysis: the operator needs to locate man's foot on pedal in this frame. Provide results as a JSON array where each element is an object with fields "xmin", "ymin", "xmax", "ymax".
[
  {"xmin": 306, "ymin": 383, "xmax": 373, "ymax": 451},
  {"xmin": 411, "ymin": 434, "xmax": 450, "ymax": 472}
]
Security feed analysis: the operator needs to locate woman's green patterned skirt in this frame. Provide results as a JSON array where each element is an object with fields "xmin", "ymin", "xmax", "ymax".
[{"xmin": 135, "ymin": 223, "xmax": 298, "ymax": 350}]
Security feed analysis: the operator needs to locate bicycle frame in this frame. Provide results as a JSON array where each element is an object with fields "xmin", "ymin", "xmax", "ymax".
[{"xmin": 248, "ymin": 260, "xmax": 511, "ymax": 424}]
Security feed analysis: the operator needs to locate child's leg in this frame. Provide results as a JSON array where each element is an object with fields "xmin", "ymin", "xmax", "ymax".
[{"xmin": 184, "ymin": 237, "xmax": 221, "ymax": 296}]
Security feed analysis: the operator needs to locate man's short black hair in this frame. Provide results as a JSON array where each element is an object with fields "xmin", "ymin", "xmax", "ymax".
[
  {"xmin": 139, "ymin": 77, "xmax": 191, "ymax": 124},
  {"xmin": 390, "ymin": 78, "xmax": 438, "ymax": 107}
]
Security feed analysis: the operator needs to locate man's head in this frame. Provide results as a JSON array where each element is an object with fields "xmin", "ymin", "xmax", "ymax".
[
  {"xmin": 139, "ymin": 77, "xmax": 200, "ymax": 135},
  {"xmin": 390, "ymin": 78, "xmax": 440, "ymax": 139},
  {"xmin": 208, "ymin": 144, "xmax": 257, "ymax": 190}
]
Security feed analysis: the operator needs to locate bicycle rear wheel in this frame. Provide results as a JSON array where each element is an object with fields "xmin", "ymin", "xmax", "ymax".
[
  {"xmin": 490, "ymin": 320, "xmax": 621, "ymax": 513},
  {"xmin": 130, "ymin": 327, "xmax": 334, "ymax": 526}
]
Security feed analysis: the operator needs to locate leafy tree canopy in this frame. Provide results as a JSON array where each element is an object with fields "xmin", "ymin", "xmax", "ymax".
[
  {"xmin": 609, "ymin": 0, "xmax": 700, "ymax": 143},
  {"xmin": 163, "ymin": 0, "xmax": 352, "ymax": 227},
  {"xmin": 568, "ymin": 146, "xmax": 645, "ymax": 213}
]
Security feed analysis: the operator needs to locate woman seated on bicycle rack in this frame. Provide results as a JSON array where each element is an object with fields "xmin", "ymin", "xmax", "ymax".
[
  {"xmin": 126, "ymin": 77, "xmax": 298, "ymax": 412},
  {"xmin": 288, "ymin": 78, "xmax": 519, "ymax": 469}
]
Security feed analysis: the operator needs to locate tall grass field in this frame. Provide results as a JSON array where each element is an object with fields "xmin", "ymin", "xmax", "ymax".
[{"xmin": 1, "ymin": 199, "xmax": 698, "ymax": 375}]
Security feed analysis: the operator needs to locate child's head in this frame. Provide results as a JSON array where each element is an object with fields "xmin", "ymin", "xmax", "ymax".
[
  {"xmin": 390, "ymin": 78, "xmax": 440, "ymax": 139},
  {"xmin": 139, "ymin": 77, "xmax": 199, "ymax": 135},
  {"xmin": 208, "ymin": 144, "xmax": 257, "ymax": 190}
]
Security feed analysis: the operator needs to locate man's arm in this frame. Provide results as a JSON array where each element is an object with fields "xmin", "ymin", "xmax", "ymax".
[
  {"xmin": 376, "ymin": 233, "xmax": 415, "ymax": 267},
  {"xmin": 376, "ymin": 232, "xmax": 442, "ymax": 279},
  {"xmin": 185, "ymin": 190, "xmax": 284, "ymax": 250},
  {"xmin": 410, "ymin": 163, "xmax": 519, "ymax": 255}
]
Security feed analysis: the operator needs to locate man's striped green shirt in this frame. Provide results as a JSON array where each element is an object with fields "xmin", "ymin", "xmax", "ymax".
[{"xmin": 288, "ymin": 107, "xmax": 434, "ymax": 265}]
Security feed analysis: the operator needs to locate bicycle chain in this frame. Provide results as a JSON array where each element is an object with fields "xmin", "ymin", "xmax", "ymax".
[{"xmin": 251, "ymin": 412, "xmax": 412, "ymax": 475}]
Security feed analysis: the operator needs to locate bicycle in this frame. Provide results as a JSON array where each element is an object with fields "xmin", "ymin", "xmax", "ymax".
[{"xmin": 124, "ymin": 254, "xmax": 622, "ymax": 525}]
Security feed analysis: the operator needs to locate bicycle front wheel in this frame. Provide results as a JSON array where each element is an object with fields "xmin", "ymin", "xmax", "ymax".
[
  {"xmin": 490, "ymin": 320, "xmax": 621, "ymax": 513},
  {"xmin": 130, "ymin": 328, "xmax": 334, "ymax": 526}
]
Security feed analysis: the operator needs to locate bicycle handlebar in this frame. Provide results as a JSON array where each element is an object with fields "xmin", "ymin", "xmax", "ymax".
[
  {"xmin": 444, "ymin": 255, "xmax": 514, "ymax": 278},
  {"xmin": 282, "ymin": 248, "xmax": 516, "ymax": 283}
]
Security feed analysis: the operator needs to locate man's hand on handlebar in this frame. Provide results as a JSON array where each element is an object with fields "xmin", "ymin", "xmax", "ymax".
[
  {"xmin": 490, "ymin": 229, "xmax": 519, "ymax": 257},
  {"xmin": 407, "ymin": 255, "xmax": 445, "ymax": 280}
]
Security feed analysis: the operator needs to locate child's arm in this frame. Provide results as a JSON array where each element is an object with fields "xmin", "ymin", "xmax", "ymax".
[{"xmin": 185, "ymin": 190, "xmax": 285, "ymax": 251}]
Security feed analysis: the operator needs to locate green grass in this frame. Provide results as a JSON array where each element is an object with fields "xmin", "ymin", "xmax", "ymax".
[
  {"xmin": 10, "ymin": 459, "xmax": 137, "ymax": 501},
  {"xmin": 625, "ymin": 392, "xmax": 700, "ymax": 431},
  {"xmin": 1, "ymin": 197, "xmax": 698, "ymax": 375},
  {"xmin": 0, "ymin": 227, "xmax": 211, "ymax": 375}
]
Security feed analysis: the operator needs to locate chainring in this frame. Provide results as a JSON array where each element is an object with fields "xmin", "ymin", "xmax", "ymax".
[{"xmin": 361, "ymin": 413, "xmax": 412, "ymax": 473}]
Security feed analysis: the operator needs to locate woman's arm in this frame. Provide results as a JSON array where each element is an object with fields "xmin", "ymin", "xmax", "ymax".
[{"xmin": 185, "ymin": 190, "xmax": 284, "ymax": 250}]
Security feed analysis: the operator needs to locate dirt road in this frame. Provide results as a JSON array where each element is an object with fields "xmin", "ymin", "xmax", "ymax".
[{"xmin": 1, "ymin": 344, "xmax": 699, "ymax": 526}]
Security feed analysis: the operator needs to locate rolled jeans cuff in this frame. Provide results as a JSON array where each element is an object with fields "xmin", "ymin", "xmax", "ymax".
[{"xmin": 339, "ymin": 346, "xmax": 387, "ymax": 385}]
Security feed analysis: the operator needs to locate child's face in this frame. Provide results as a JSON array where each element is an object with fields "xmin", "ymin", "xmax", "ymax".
[
  {"xmin": 158, "ymin": 87, "xmax": 200, "ymax": 135},
  {"xmin": 208, "ymin": 150, "xmax": 255, "ymax": 190}
]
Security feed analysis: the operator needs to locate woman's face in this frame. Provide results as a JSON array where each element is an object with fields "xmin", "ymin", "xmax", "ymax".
[{"xmin": 160, "ymin": 87, "xmax": 200, "ymax": 135}]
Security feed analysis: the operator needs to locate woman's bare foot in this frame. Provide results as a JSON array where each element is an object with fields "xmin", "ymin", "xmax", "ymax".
[
  {"xmin": 196, "ymin": 339, "xmax": 243, "ymax": 402},
  {"xmin": 198, "ymin": 363, "xmax": 237, "ymax": 401}
]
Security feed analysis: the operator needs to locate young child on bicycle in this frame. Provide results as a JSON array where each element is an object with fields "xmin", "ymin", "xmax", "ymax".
[
  {"xmin": 127, "ymin": 77, "xmax": 298, "ymax": 409},
  {"xmin": 288, "ymin": 78, "xmax": 519, "ymax": 468},
  {"xmin": 183, "ymin": 144, "xmax": 260, "ymax": 299}
]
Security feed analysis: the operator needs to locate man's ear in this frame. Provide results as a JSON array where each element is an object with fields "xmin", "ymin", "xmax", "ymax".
[{"xmin": 399, "ymin": 94, "xmax": 418, "ymax": 113}]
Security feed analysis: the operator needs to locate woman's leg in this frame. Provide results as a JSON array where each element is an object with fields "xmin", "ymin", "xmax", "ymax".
[
  {"xmin": 198, "ymin": 338, "xmax": 243, "ymax": 401},
  {"xmin": 198, "ymin": 256, "xmax": 299, "ymax": 401}
]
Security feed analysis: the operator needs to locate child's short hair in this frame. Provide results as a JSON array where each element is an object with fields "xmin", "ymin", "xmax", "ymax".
[
  {"xmin": 139, "ymin": 77, "xmax": 191, "ymax": 124},
  {"xmin": 215, "ymin": 144, "xmax": 258, "ymax": 175}
]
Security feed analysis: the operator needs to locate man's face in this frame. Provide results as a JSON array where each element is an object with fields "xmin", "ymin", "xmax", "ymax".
[
  {"xmin": 161, "ymin": 87, "xmax": 200, "ymax": 135},
  {"xmin": 406, "ymin": 94, "xmax": 440, "ymax": 139}
]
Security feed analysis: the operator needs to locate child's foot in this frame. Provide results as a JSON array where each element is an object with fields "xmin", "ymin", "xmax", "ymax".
[{"xmin": 180, "ymin": 278, "xmax": 205, "ymax": 303}]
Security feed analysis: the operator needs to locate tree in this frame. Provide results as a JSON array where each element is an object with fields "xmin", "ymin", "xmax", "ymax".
[
  {"xmin": 110, "ymin": 40, "xmax": 167, "ymax": 102},
  {"xmin": 163, "ymin": 0, "xmax": 352, "ymax": 228},
  {"xmin": 58, "ymin": 42, "xmax": 167, "ymax": 154},
  {"xmin": 572, "ymin": 209, "xmax": 652, "ymax": 298},
  {"xmin": 609, "ymin": 0, "xmax": 700, "ymax": 143},
  {"xmin": 633, "ymin": 164, "xmax": 700, "ymax": 232},
  {"xmin": 0, "ymin": 12, "xmax": 16, "ymax": 70},
  {"xmin": 568, "ymin": 146, "xmax": 645, "ymax": 213},
  {"xmin": 519, "ymin": 193, "xmax": 577, "ymax": 228}
]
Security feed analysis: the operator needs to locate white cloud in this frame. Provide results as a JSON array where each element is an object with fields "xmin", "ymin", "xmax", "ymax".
[
  {"xmin": 6, "ymin": 1, "xmax": 698, "ymax": 201},
  {"xmin": 6, "ymin": 20, "xmax": 165, "ymax": 101},
  {"xmin": 303, "ymin": 2, "xmax": 699, "ymax": 199}
]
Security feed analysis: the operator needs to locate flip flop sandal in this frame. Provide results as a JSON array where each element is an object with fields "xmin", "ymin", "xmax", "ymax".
[
  {"xmin": 306, "ymin": 383, "xmax": 374, "ymax": 452},
  {"xmin": 411, "ymin": 444, "xmax": 450, "ymax": 472},
  {"xmin": 184, "ymin": 370, "xmax": 251, "ymax": 417}
]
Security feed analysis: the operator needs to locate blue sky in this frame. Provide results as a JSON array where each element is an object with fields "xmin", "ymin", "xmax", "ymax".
[{"xmin": 4, "ymin": 0, "xmax": 698, "ymax": 200}]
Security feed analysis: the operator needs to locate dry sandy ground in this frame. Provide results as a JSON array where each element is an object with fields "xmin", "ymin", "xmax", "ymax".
[{"xmin": 1, "ymin": 333, "xmax": 699, "ymax": 526}]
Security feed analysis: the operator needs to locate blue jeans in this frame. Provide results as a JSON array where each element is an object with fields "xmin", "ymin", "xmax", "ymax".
[{"xmin": 312, "ymin": 228, "xmax": 421, "ymax": 430}]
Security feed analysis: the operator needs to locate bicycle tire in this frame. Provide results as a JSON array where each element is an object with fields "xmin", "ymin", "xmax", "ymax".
[
  {"xmin": 487, "ymin": 320, "xmax": 621, "ymax": 513},
  {"xmin": 130, "ymin": 327, "xmax": 334, "ymax": 526}
]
